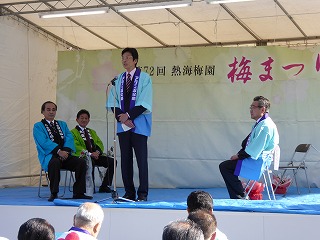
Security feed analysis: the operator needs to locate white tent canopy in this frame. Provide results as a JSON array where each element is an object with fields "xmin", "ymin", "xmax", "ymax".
[{"xmin": 1, "ymin": 0, "xmax": 320, "ymax": 50}]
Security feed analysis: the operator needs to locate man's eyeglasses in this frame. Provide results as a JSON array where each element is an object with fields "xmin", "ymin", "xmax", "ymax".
[{"xmin": 250, "ymin": 105, "xmax": 262, "ymax": 109}]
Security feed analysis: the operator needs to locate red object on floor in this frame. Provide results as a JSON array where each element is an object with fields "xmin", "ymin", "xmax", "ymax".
[
  {"xmin": 272, "ymin": 175, "xmax": 292, "ymax": 194},
  {"xmin": 249, "ymin": 193, "xmax": 263, "ymax": 200},
  {"xmin": 244, "ymin": 181, "xmax": 264, "ymax": 200}
]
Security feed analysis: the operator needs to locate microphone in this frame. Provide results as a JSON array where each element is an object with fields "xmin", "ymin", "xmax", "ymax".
[{"xmin": 108, "ymin": 76, "xmax": 117, "ymax": 86}]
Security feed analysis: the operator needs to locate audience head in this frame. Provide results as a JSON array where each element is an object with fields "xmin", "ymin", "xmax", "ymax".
[
  {"xmin": 188, "ymin": 210, "xmax": 217, "ymax": 240},
  {"xmin": 73, "ymin": 202, "xmax": 104, "ymax": 238},
  {"xmin": 162, "ymin": 219, "xmax": 204, "ymax": 240},
  {"xmin": 187, "ymin": 191, "xmax": 213, "ymax": 213},
  {"xmin": 17, "ymin": 218, "xmax": 55, "ymax": 240}
]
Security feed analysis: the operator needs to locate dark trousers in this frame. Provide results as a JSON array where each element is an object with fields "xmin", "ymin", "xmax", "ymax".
[
  {"xmin": 48, "ymin": 155, "xmax": 86, "ymax": 195},
  {"xmin": 118, "ymin": 131, "xmax": 148, "ymax": 198},
  {"xmin": 219, "ymin": 160, "xmax": 245, "ymax": 199},
  {"xmin": 93, "ymin": 155, "xmax": 115, "ymax": 187}
]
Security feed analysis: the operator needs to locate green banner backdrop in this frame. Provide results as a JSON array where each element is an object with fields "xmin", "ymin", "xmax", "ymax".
[{"xmin": 57, "ymin": 46, "xmax": 320, "ymax": 188}]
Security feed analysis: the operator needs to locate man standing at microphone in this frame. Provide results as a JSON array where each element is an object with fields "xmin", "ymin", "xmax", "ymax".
[{"xmin": 106, "ymin": 48, "xmax": 153, "ymax": 201}]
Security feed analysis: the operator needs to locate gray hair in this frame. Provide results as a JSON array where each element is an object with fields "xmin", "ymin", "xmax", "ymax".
[
  {"xmin": 74, "ymin": 202, "xmax": 104, "ymax": 228},
  {"xmin": 253, "ymin": 96, "xmax": 270, "ymax": 112},
  {"xmin": 162, "ymin": 219, "xmax": 204, "ymax": 240}
]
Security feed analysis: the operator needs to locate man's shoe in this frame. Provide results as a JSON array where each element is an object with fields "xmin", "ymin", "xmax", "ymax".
[
  {"xmin": 48, "ymin": 193, "xmax": 58, "ymax": 202},
  {"xmin": 137, "ymin": 196, "xmax": 147, "ymax": 202},
  {"xmin": 122, "ymin": 194, "xmax": 136, "ymax": 201},
  {"xmin": 236, "ymin": 194, "xmax": 249, "ymax": 200},
  {"xmin": 99, "ymin": 186, "xmax": 112, "ymax": 193},
  {"xmin": 73, "ymin": 194, "xmax": 93, "ymax": 200}
]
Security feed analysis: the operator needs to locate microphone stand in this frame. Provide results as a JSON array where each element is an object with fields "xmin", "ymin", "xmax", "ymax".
[{"xmin": 95, "ymin": 78, "xmax": 135, "ymax": 204}]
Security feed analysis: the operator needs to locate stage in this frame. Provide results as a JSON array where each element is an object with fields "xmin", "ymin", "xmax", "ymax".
[
  {"xmin": 1, "ymin": 186, "xmax": 320, "ymax": 240},
  {"xmin": 1, "ymin": 186, "xmax": 320, "ymax": 215}
]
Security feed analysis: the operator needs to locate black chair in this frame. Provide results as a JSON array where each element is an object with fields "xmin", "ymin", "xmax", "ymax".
[{"xmin": 92, "ymin": 165, "xmax": 104, "ymax": 193}]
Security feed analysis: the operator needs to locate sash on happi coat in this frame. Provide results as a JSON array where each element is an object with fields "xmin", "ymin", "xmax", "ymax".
[
  {"xmin": 41, "ymin": 119, "xmax": 64, "ymax": 146},
  {"xmin": 120, "ymin": 68, "xmax": 141, "ymax": 131}
]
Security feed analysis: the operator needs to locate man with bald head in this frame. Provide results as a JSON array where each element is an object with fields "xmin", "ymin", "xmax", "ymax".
[{"xmin": 57, "ymin": 202, "xmax": 104, "ymax": 240}]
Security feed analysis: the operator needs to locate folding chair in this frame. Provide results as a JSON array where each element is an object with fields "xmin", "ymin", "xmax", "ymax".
[
  {"xmin": 38, "ymin": 168, "xmax": 74, "ymax": 198},
  {"xmin": 245, "ymin": 145, "xmax": 280, "ymax": 200},
  {"xmin": 92, "ymin": 148, "xmax": 114, "ymax": 193},
  {"xmin": 92, "ymin": 165, "xmax": 104, "ymax": 193},
  {"xmin": 274, "ymin": 143, "xmax": 313, "ymax": 195}
]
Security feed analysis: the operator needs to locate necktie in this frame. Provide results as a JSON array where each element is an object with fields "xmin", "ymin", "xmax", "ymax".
[
  {"xmin": 84, "ymin": 128, "xmax": 92, "ymax": 152},
  {"xmin": 126, "ymin": 73, "xmax": 131, "ymax": 92},
  {"xmin": 50, "ymin": 121, "xmax": 57, "ymax": 134}
]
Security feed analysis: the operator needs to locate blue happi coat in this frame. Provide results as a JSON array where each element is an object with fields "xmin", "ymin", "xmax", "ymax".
[
  {"xmin": 33, "ymin": 120, "xmax": 75, "ymax": 171},
  {"xmin": 106, "ymin": 70, "xmax": 152, "ymax": 137},
  {"xmin": 234, "ymin": 116, "xmax": 279, "ymax": 180}
]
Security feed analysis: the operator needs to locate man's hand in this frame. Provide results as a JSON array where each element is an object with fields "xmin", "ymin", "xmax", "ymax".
[
  {"xmin": 118, "ymin": 113, "xmax": 129, "ymax": 123},
  {"xmin": 230, "ymin": 154, "xmax": 239, "ymax": 160},
  {"xmin": 58, "ymin": 150, "xmax": 69, "ymax": 161},
  {"xmin": 124, "ymin": 119, "xmax": 135, "ymax": 128},
  {"xmin": 90, "ymin": 151, "xmax": 100, "ymax": 159}
]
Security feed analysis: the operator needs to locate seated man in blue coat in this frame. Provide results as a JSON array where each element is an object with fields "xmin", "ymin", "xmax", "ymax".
[
  {"xmin": 33, "ymin": 101, "xmax": 92, "ymax": 201},
  {"xmin": 219, "ymin": 96, "xmax": 279, "ymax": 199}
]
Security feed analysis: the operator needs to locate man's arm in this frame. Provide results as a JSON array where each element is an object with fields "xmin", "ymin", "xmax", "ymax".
[
  {"xmin": 58, "ymin": 121, "xmax": 75, "ymax": 153},
  {"xmin": 90, "ymin": 129, "xmax": 104, "ymax": 153},
  {"xmin": 237, "ymin": 149, "xmax": 251, "ymax": 160},
  {"xmin": 127, "ymin": 106, "xmax": 147, "ymax": 120},
  {"xmin": 33, "ymin": 123, "xmax": 58, "ymax": 155},
  {"xmin": 112, "ymin": 106, "xmax": 146, "ymax": 121},
  {"xmin": 71, "ymin": 128, "xmax": 86, "ymax": 157},
  {"xmin": 113, "ymin": 107, "xmax": 122, "ymax": 122},
  {"xmin": 230, "ymin": 135, "xmax": 251, "ymax": 160},
  {"xmin": 246, "ymin": 126, "xmax": 270, "ymax": 159}
]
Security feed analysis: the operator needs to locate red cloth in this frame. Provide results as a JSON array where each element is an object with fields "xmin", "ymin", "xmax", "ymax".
[{"xmin": 58, "ymin": 232, "xmax": 80, "ymax": 240}]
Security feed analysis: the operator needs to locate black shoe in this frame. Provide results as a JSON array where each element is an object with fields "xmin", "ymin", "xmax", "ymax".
[
  {"xmin": 122, "ymin": 194, "xmax": 136, "ymax": 201},
  {"xmin": 73, "ymin": 194, "xmax": 93, "ymax": 200},
  {"xmin": 137, "ymin": 196, "xmax": 147, "ymax": 202},
  {"xmin": 48, "ymin": 193, "xmax": 58, "ymax": 202},
  {"xmin": 99, "ymin": 186, "xmax": 112, "ymax": 193},
  {"xmin": 235, "ymin": 194, "xmax": 249, "ymax": 200}
]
